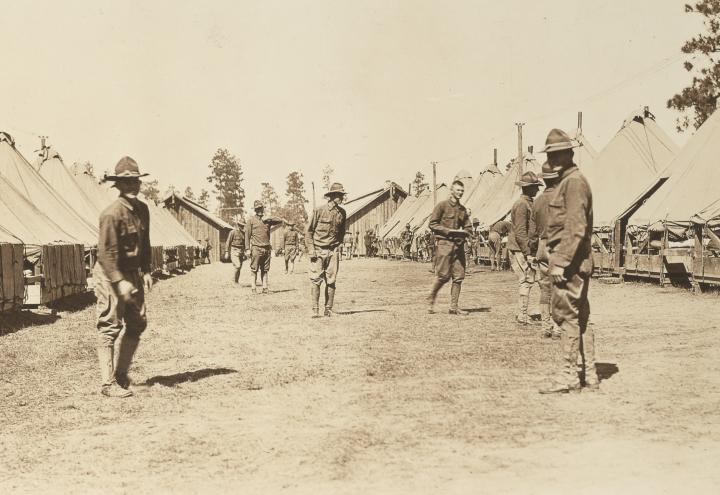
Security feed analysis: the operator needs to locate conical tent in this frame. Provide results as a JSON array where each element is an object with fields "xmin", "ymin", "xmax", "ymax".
[
  {"xmin": 0, "ymin": 132, "xmax": 98, "ymax": 246},
  {"xmin": 574, "ymin": 131, "xmax": 598, "ymax": 170},
  {"xmin": 474, "ymin": 153, "xmax": 542, "ymax": 228},
  {"xmin": 35, "ymin": 146, "xmax": 103, "ymax": 229},
  {"xmin": 631, "ymin": 109, "xmax": 720, "ymax": 226},
  {"xmin": 412, "ymin": 184, "xmax": 450, "ymax": 234},
  {"xmin": 0, "ymin": 174, "xmax": 77, "ymax": 247},
  {"xmin": 464, "ymin": 164, "xmax": 502, "ymax": 217},
  {"xmin": 581, "ymin": 110, "xmax": 678, "ymax": 228},
  {"xmin": 380, "ymin": 194, "xmax": 423, "ymax": 238}
]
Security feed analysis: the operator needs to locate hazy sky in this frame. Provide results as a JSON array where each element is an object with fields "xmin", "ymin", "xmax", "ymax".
[{"xmin": 0, "ymin": 1, "xmax": 703, "ymax": 209}]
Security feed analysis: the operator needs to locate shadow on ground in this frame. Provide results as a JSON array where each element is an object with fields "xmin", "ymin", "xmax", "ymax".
[
  {"xmin": 596, "ymin": 362, "xmax": 619, "ymax": 381},
  {"xmin": 462, "ymin": 307, "xmax": 491, "ymax": 313},
  {"xmin": 334, "ymin": 309, "xmax": 387, "ymax": 315},
  {"xmin": 0, "ymin": 311, "xmax": 61, "ymax": 336},
  {"xmin": 142, "ymin": 367, "xmax": 238, "ymax": 387}
]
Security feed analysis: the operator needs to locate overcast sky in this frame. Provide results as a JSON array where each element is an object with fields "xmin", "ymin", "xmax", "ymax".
[{"xmin": 0, "ymin": 0, "xmax": 703, "ymax": 209}]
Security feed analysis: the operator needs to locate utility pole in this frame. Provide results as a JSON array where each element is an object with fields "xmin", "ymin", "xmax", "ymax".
[
  {"xmin": 577, "ymin": 111, "xmax": 583, "ymax": 134},
  {"xmin": 493, "ymin": 148, "xmax": 498, "ymax": 168},
  {"xmin": 311, "ymin": 181, "xmax": 316, "ymax": 210},
  {"xmin": 431, "ymin": 161, "xmax": 438, "ymax": 206},
  {"xmin": 515, "ymin": 123, "xmax": 525, "ymax": 180}
]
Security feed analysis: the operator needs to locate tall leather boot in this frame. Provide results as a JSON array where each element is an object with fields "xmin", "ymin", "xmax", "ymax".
[
  {"xmin": 540, "ymin": 303, "xmax": 553, "ymax": 337},
  {"xmin": 98, "ymin": 345, "xmax": 132, "ymax": 398},
  {"xmin": 449, "ymin": 282, "xmax": 468, "ymax": 315},
  {"xmin": 311, "ymin": 284, "xmax": 321, "ymax": 318},
  {"xmin": 324, "ymin": 284, "xmax": 336, "ymax": 316},
  {"xmin": 427, "ymin": 278, "xmax": 446, "ymax": 314},
  {"xmin": 115, "ymin": 333, "xmax": 140, "ymax": 390},
  {"xmin": 516, "ymin": 294, "xmax": 529, "ymax": 325}
]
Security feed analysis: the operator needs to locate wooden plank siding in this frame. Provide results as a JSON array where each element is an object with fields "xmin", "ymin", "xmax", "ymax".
[
  {"xmin": 165, "ymin": 202, "xmax": 230, "ymax": 262},
  {"xmin": 0, "ymin": 243, "xmax": 24, "ymax": 312}
]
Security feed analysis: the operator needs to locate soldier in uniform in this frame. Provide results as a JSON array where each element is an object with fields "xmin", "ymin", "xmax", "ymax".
[
  {"xmin": 427, "ymin": 180, "xmax": 472, "ymax": 315},
  {"xmin": 94, "ymin": 157, "xmax": 153, "ymax": 398},
  {"xmin": 306, "ymin": 182, "xmax": 347, "ymax": 317},
  {"xmin": 245, "ymin": 200, "xmax": 283, "ymax": 294},
  {"xmin": 283, "ymin": 222, "xmax": 301, "ymax": 274},
  {"xmin": 538, "ymin": 128, "xmax": 598, "ymax": 394},
  {"xmin": 508, "ymin": 171, "xmax": 542, "ymax": 325},
  {"xmin": 400, "ymin": 224, "xmax": 414, "ymax": 260},
  {"xmin": 531, "ymin": 162, "xmax": 562, "ymax": 339},
  {"xmin": 488, "ymin": 219, "xmax": 511, "ymax": 271},
  {"xmin": 364, "ymin": 229, "xmax": 373, "ymax": 257},
  {"xmin": 224, "ymin": 218, "xmax": 246, "ymax": 283}
]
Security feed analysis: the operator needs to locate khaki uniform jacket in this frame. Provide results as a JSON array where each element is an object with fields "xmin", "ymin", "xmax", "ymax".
[
  {"xmin": 283, "ymin": 229, "xmax": 300, "ymax": 249},
  {"xmin": 507, "ymin": 195, "xmax": 535, "ymax": 255},
  {"xmin": 226, "ymin": 227, "xmax": 246, "ymax": 251},
  {"xmin": 490, "ymin": 220, "xmax": 511, "ymax": 236},
  {"xmin": 245, "ymin": 215, "xmax": 282, "ymax": 249},
  {"xmin": 97, "ymin": 196, "xmax": 152, "ymax": 284},
  {"xmin": 547, "ymin": 166, "xmax": 594, "ymax": 274},
  {"xmin": 529, "ymin": 186, "xmax": 555, "ymax": 253},
  {"xmin": 428, "ymin": 198, "xmax": 471, "ymax": 246},
  {"xmin": 305, "ymin": 202, "xmax": 347, "ymax": 255}
]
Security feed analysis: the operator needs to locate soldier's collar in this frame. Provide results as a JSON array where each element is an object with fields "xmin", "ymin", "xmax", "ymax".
[
  {"xmin": 448, "ymin": 196, "xmax": 460, "ymax": 206},
  {"xmin": 559, "ymin": 164, "xmax": 579, "ymax": 179},
  {"xmin": 118, "ymin": 195, "xmax": 135, "ymax": 211}
]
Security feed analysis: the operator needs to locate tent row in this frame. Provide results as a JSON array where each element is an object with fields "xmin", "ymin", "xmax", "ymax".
[{"xmin": 0, "ymin": 132, "xmax": 201, "ymax": 313}]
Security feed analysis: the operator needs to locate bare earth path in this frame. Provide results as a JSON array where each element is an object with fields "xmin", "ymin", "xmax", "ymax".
[{"xmin": 1, "ymin": 259, "xmax": 719, "ymax": 494}]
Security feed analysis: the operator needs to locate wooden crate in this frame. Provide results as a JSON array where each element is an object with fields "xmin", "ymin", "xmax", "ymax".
[{"xmin": 0, "ymin": 243, "xmax": 24, "ymax": 312}]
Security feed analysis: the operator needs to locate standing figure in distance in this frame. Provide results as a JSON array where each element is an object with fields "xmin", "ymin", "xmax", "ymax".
[
  {"xmin": 306, "ymin": 182, "xmax": 347, "ymax": 317},
  {"xmin": 400, "ymin": 224, "xmax": 414, "ymax": 260},
  {"xmin": 245, "ymin": 200, "xmax": 283, "ymax": 294},
  {"xmin": 427, "ymin": 180, "xmax": 472, "ymax": 315},
  {"xmin": 94, "ymin": 156, "xmax": 154, "ymax": 398},
  {"xmin": 283, "ymin": 222, "xmax": 301, "ymax": 274},
  {"xmin": 538, "ymin": 128, "xmax": 598, "ymax": 394},
  {"xmin": 225, "ymin": 218, "xmax": 246, "ymax": 284},
  {"xmin": 364, "ymin": 229, "xmax": 373, "ymax": 258},
  {"xmin": 508, "ymin": 171, "xmax": 542, "ymax": 326},
  {"xmin": 488, "ymin": 219, "xmax": 510, "ymax": 271},
  {"xmin": 531, "ymin": 162, "xmax": 562, "ymax": 339}
]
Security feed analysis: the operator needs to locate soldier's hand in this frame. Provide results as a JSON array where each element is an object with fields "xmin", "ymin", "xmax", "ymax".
[
  {"xmin": 143, "ymin": 273, "xmax": 154, "ymax": 293},
  {"xmin": 549, "ymin": 265, "xmax": 567, "ymax": 284},
  {"xmin": 117, "ymin": 280, "xmax": 136, "ymax": 303}
]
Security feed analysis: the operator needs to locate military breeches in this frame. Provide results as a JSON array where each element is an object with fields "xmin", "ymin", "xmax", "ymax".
[
  {"xmin": 94, "ymin": 265, "xmax": 147, "ymax": 347},
  {"xmin": 552, "ymin": 273, "xmax": 595, "ymax": 381},
  {"xmin": 309, "ymin": 247, "xmax": 339, "ymax": 286},
  {"xmin": 510, "ymin": 251, "xmax": 536, "ymax": 296},
  {"xmin": 536, "ymin": 239, "xmax": 551, "ymax": 305},
  {"xmin": 434, "ymin": 241, "xmax": 466, "ymax": 282},
  {"xmin": 230, "ymin": 247, "xmax": 245, "ymax": 269},
  {"xmin": 488, "ymin": 231, "xmax": 503, "ymax": 264},
  {"xmin": 284, "ymin": 246, "xmax": 298, "ymax": 263},
  {"xmin": 250, "ymin": 246, "xmax": 271, "ymax": 273}
]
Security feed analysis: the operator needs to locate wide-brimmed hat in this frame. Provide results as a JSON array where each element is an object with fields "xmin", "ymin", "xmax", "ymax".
[
  {"xmin": 253, "ymin": 200, "xmax": 264, "ymax": 210},
  {"xmin": 540, "ymin": 129, "xmax": 579, "ymax": 153},
  {"xmin": 472, "ymin": 217, "xmax": 480, "ymax": 224},
  {"xmin": 287, "ymin": 221, "xmax": 295, "ymax": 227},
  {"xmin": 235, "ymin": 217, "xmax": 246, "ymax": 226},
  {"xmin": 324, "ymin": 182, "xmax": 346, "ymax": 198},
  {"xmin": 515, "ymin": 171, "xmax": 542, "ymax": 187},
  {"xmin": 541, "ymin": 161, "xmax": 559, "ymax": 180},
  {"xmin": 104, "ymin": 156, "xmax": 149, "ymax": 181}
]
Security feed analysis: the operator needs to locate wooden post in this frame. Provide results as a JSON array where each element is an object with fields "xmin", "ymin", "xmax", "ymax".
[
  {"xmin": 311, "ymin": 181, "xmax": 316, "ymax": 210},
  {"xmin": 432, "ymin": 161, "xmax": 438, "ymax": 206},
  {"xmin": 691, "ymin": 223, "xmax": 704, "ymax": 293},
  {"xmin": 515, "ymin": 123, "xmax": 525, "ymax": 180},
  {"xmin": 493, "ymin": 148, "xmax": 497, "ymax": 167},
  {"xmin": 577, "ymin": 111, "xmax": 583, "ymax": 133}
]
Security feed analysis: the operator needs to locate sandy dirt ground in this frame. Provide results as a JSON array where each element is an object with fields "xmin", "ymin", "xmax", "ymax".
[{"xmin": 1, "ymin": 258, "xmax": 719, "ymax": 494}]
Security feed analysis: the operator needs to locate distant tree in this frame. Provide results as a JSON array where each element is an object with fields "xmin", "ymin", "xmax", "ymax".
[
  {"xmin": 141, "ymin": 179, "xmax": 161, "ymax": 203},
  {"xmin": 667, "ymin": 0, "xmax": 720, "ymax": 131},
  {"xmin": 184, "ymin": 186, "xmax": 195, "ymax": 200},
  {"xmin": 411, "ymin": 171, "xmax": 429, "ymax": 197},
  {"xmin": 280, "ymin": 171, "xmax": 309, "ymax": 226},
  {"xmin": 260, "ymin": 182, "xmax": 281, "ymax": 215},
  {"xmin": 207, "ymin": 148, "xmax": 245, "ymax": 222},
  {"xmin": 71, "ymin": 160, "xmax": 95, "ymax": 178},
  {"xmin": 197, "ymin": 189, "xmax": 210, "ymax": 209},
  {"xmin": 321, "ymin": 164, "xmax": 334, "ymax": 191}
]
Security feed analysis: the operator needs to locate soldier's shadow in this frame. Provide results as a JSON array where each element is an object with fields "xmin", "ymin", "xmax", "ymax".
[
  {"xmin": 142, "ymin": 367, "xmax": 237, "ymax": 387},
  {"xmin": 462, "ymin": 307, "xmax": 491, "ymax": 313},
  {"xmin": 334, "ymin": 309, "xmax": 387, "ymax": 315},
  {"xmin": 596, "ymin": 362, "xmax": 619, "ymax": 381}
]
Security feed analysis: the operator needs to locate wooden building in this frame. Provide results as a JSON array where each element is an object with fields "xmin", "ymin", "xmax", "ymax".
[
  {"xmin": 343, "ymin": 182, "xmax": 407, "ymax": 237},
  {"xmin": 163, "ymin": 193, "xmax": 233, "ymax": 262}
]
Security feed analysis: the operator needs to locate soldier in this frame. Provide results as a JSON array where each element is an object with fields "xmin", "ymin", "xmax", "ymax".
[
  {"xmin": 488, "ymin": 219, "xmax": 511, "ymax": 271},
  {"xmin": 427, "ymin": 180, "xmax": 472, "ymax": 315},
  {"xmin": 283, "ymin": 222, "xmax": 301, "ymax": 274},
  {"xmin": 470, "ymin": 218, "xmax": 481, "ymax": 264},
  {"xmin": 400, "ymin": 223, "xmax": 414, "ymax": 260},
  {"xmin": 225, "ymin": 218, "xmax": 246, "ymax": 283},
  {"xmin": 531, "ymin": 162, "xmax": 562, "ymax": 339},
  {"xmin": 94, "ymin": 157, "xmax": 153, "ymax": 398},
  {"xmin": 245, "ymin": 200, "xmax": 283, "ymax": 294},
  {"xmin": 364, "ymin": 229, "xmax": 373, "ymax": 257},
  {"xmin": 508, "ymin": 171, "xmax": 542, "ymax": 325},
  {"xmin": 306, "ymin": 182, "xmax": 347, "ymax": 317},
  {"xmin": 538, "ymin": 128, "xmax": 598, "ymax": 394}
]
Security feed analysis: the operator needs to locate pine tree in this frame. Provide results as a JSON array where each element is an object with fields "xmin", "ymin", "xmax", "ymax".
[
  {"xmin": 411, "ymin": 171, "xmax": 429, "ymax": 197},
  {"xmin": 71, "ymin": 161, "xmax": 95, "ymax": 178},
  {"xmin": 141, "ymin": 179, "xmax": 161, "ymax": 203},
  {"xmin": 260, "ymin": 182, "xmax": 281, "ymax": 215},
  {"xmin": 207, "ymin": 148, "xmax": 245, "ymax": 221},
  {"xmin": 667, "ymin": 0, "xmax": 720, "ymax": 131},
  {"xmin": 281, "ymin": 171, "xmax": 309, "ymax": 226},
  {"xmin": 184, "ymin": 186, "xmax": 195, "ymax": 200},
  {"xmin": 198, "ymin": 189, "xmax": 210, "ymax": 209}
]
